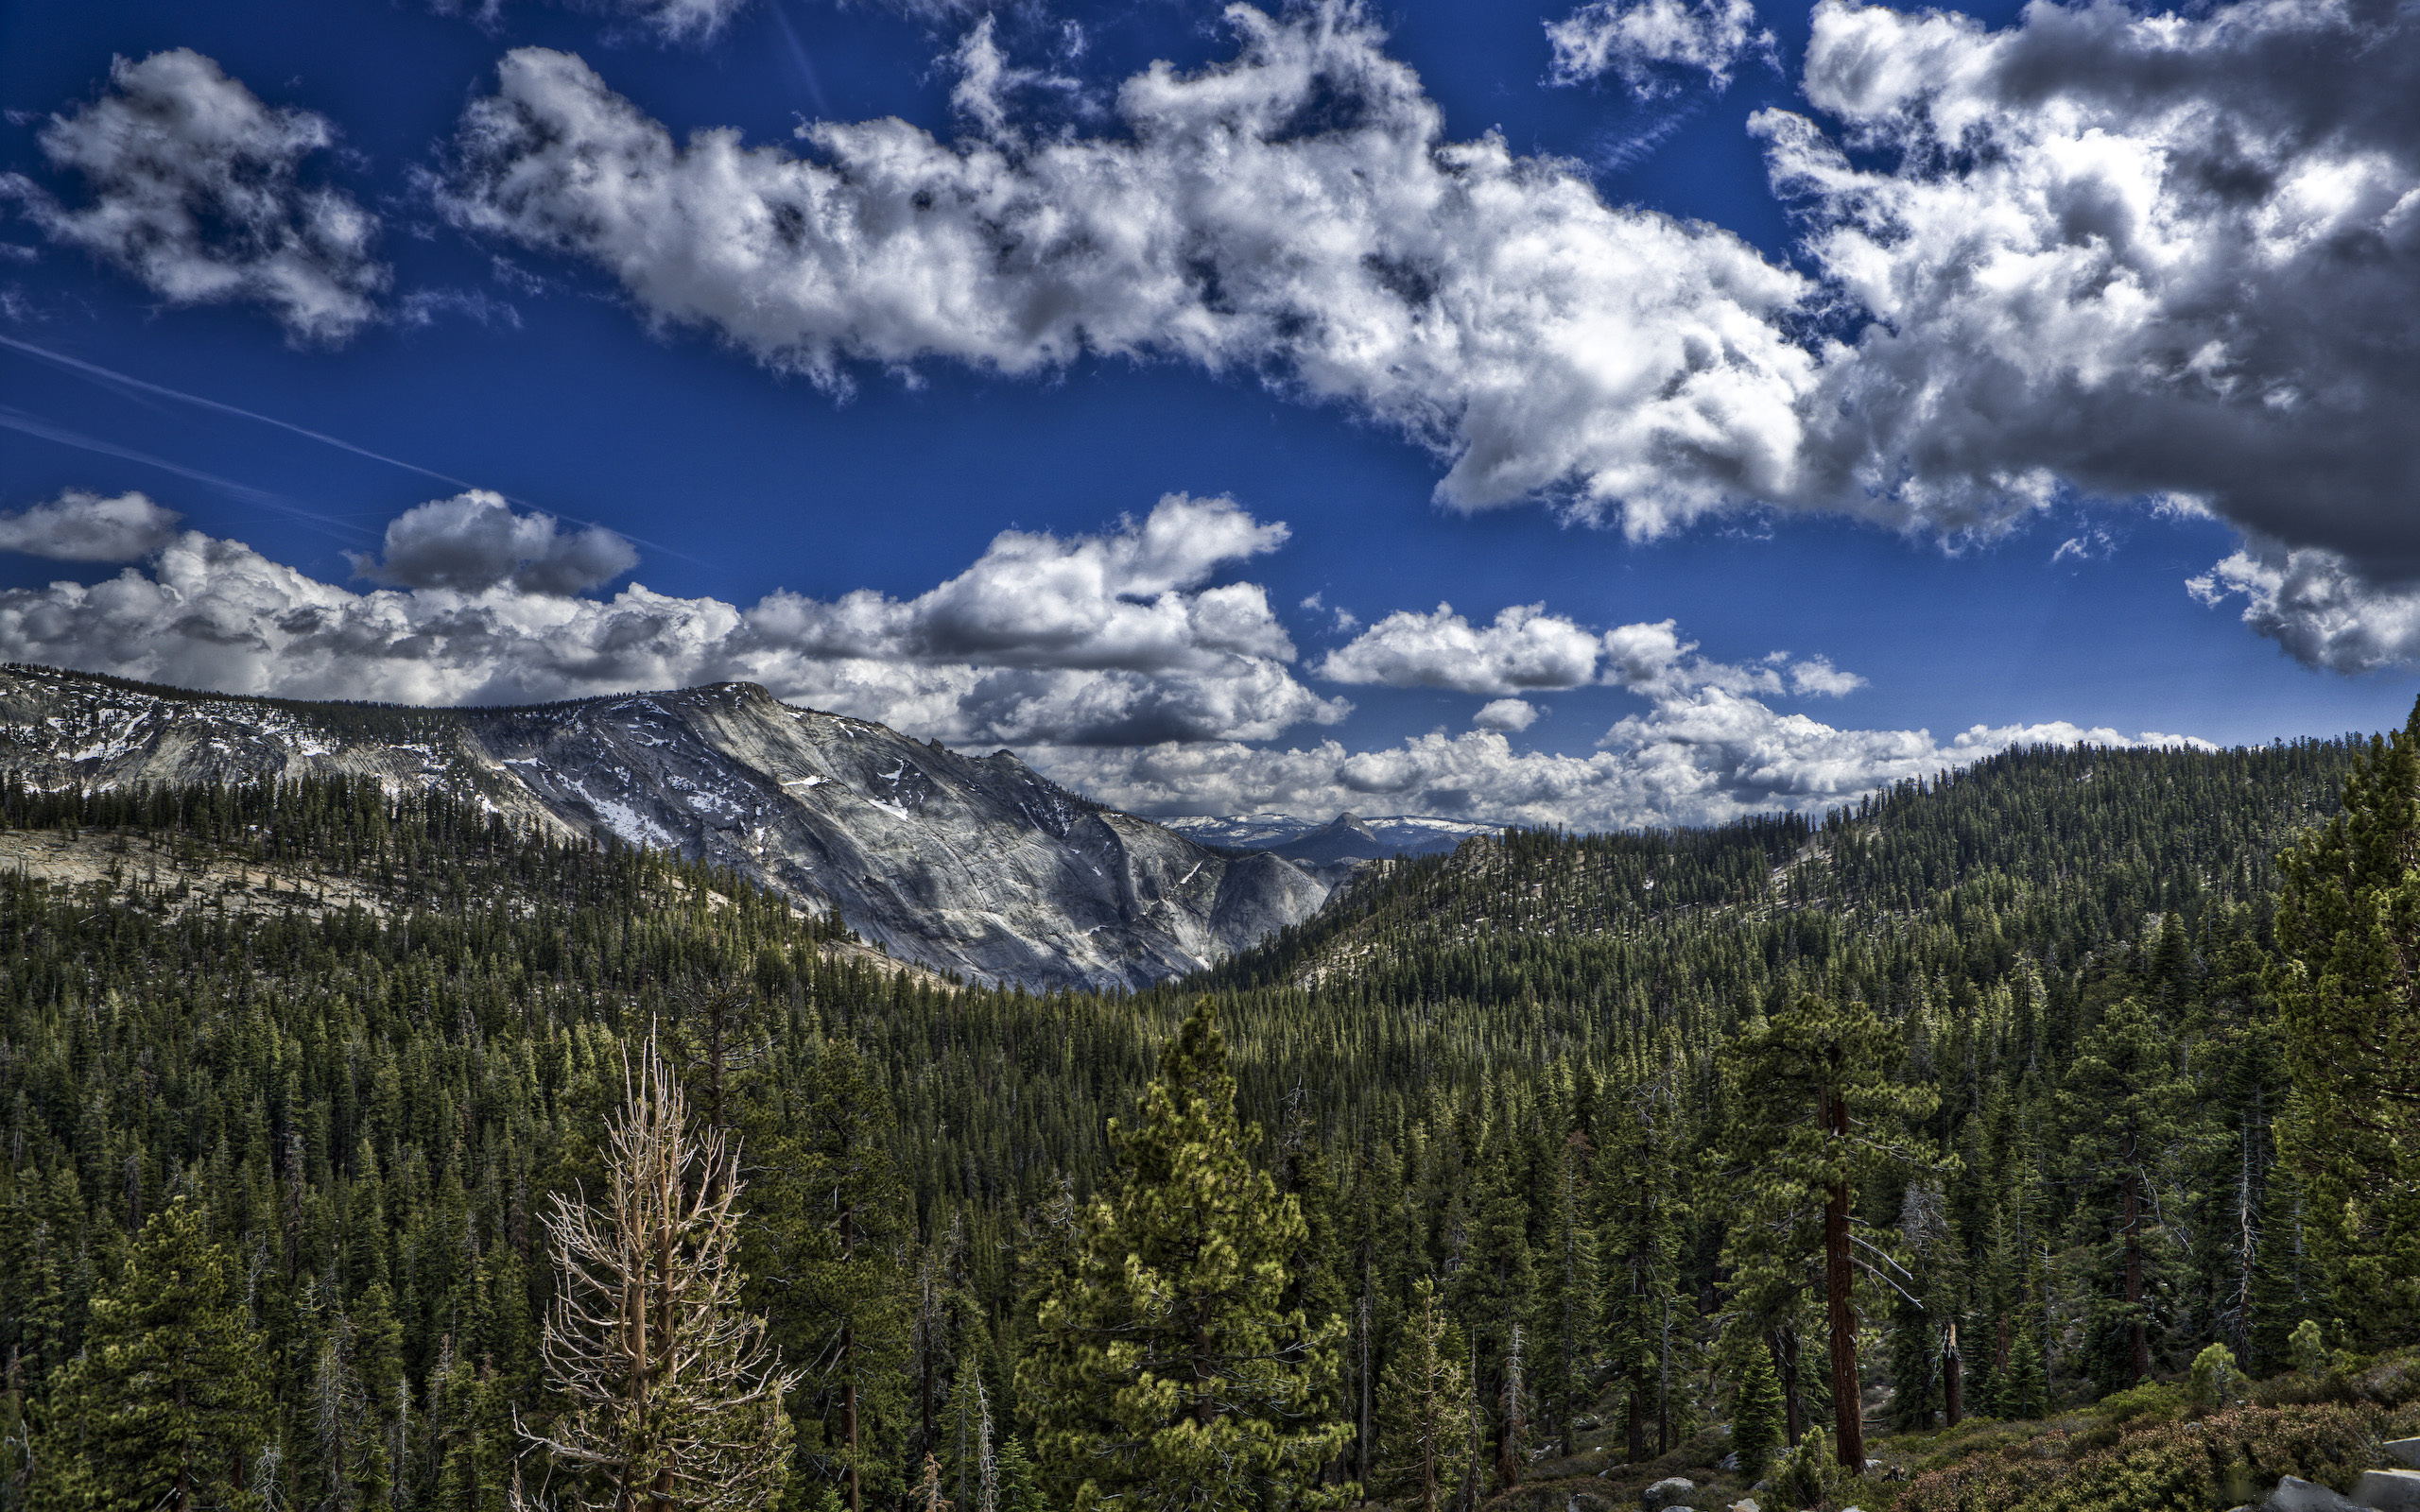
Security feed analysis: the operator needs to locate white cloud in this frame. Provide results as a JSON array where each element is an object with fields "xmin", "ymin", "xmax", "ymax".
[
  {"xmin": 0, "ymin": 50, "xmax": 386, "ymax": 342},
  {"xmin": 0, "ymin": 490, "xmax": 1343, "ymax": 746},
  {"xmin": 1320, "ymin": 603, "xmax": 1865, "ymax": 700},
  {"xmin": 0, "ymin": 490, "xmax": 182, "ymax": 561},
  {"xmin": 2189, "ymin": 540, "xmax": 2420, "ymax": 674},
  {"xmin": 1546, "ymin": 0, "xmax": 1773, "ymax": 96},
  {"xmin": 415, "ymin": 0, "xmax": 2420, "ymax": 676},
  {"xmin": 1473, "ymin": 696, "xmax": 1539, "ymax": 732},
  {"xmin": 1319, "ymin": 603, "xmax": 1604, "ymax": 695},
  {"xmin": 1757, "ymin": 0, "xmax": 2420, "ymax": 627},
  {"xmin": 436, "ymin": 3, "xmax": 1819, "ymax": 527},
  {"xmin": 349, "ymin": 490, "xmax": 637, "ymax": 595},
  {"xmin": 1040, "ymin": 680, "xmax": 2210, "ymax": 832}
]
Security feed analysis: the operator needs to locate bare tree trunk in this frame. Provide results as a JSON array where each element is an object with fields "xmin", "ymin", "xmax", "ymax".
[
  {"xmin": 1357, "ymin": 1280, "xmax": 1373, "ymax": 1486},
  {"xmin": 1944, "ymin": 1321, "xmax": 1962, "ymax": 1427}
]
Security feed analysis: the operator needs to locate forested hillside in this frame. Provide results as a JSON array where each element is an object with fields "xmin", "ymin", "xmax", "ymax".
[{"xmin": 5, "ymin": 727, "xmax": 2419, "ymax": 1512}]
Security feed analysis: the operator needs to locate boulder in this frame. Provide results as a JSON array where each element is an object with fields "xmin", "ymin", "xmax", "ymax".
[
  {"xmin": 2353, "ymin": 1469, "xmax": 2420, "ymax": 1510},
  {"xmin": 2268, "ymin": 1476, "xmax": 2360, "ymax": 1511},
  {"xmin": 1725, "ymin": 1502, "xmax": 1759, "ymax": 1512},
  {"xmin": 1642, "ymin": 1478, "xmax": 1697, "ymax": 1510},
  {"xmin": 2389, "ymin": 1440, "xmax": 2420, "ymax": 1471}
]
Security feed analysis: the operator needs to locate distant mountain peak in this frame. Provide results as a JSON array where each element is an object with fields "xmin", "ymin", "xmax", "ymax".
[{"xmin": 0, "ymin": 664, "xmax": 1335, "ymax": 990}]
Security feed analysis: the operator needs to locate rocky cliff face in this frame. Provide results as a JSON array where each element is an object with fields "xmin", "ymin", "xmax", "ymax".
[{"xmin": 0, "ymin": 664, "xmax": 1337, "ymax": 990}]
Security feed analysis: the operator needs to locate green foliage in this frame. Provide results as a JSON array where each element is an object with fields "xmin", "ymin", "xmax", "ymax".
[
  {"xmin": 39, "ymin": 1196, "xmax": 269, "ymax": 1512},
  {"xmin": 1770, "ymin": 1425, "xmax": 1848, "ymax": 1510},
  {"xmin": 0, "ymin": 726, "xmax": 2396, "ymax": 1507},
  {"xmin": 1017, "ymin": 1002, "xmax": 1349, "ymax": 1512},
  {"xmin": 1998, "ymin": 1328, "xmax": 2049, "ymax": 1419},
  {"xmin": 1373, "ymin": 1279, "xmax": 1469, "ymax": 1512},
  {"xmin": 2291, "ymin": 1320, "xmax": 2330, "ymax": 1378},
  {"xmin": 2189, "ymin": 1344, "xmax": 2238, "ymax": 1413},
  {"xmin": 2272, "ymin": 696, "xmax": 2420, "ymax": 1344},
  {"xmin": 1897, "ymin": 1401, "xmax": 2394, "ymax": 1512},
  {"xmin": 1730, "ymin": 1342, "xmax": 1786, "ymax": 1485}
]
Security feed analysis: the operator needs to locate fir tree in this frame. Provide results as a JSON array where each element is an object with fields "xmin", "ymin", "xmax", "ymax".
[
  {"xmin": 1018, "ymin": 1001, "xmax": 1348, "ymax": 1512},
  {"xmin": 1730, "ymin": 1341, "xmax": 1786, "ymax": 1486},
  {"xmin": 1373, "ymin": 1279, "xmax": 1469, "ymax": 1512},
  {"xmin": 38, "ymin": 1196, "xmax": 270, "ymax": 1512},
  {"xmin": 2271, "ymin": 696, "xmax": 2420, "ymax": 1345},
  {"xmin": 2060, "ymin": 997, "xmax": 2193, "ymax": 1391}
]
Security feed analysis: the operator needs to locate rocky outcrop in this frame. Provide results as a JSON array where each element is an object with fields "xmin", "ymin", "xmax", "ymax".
[{"xmin": 0, "ymin": 664, "xmax": 1338, "ymax": 990}]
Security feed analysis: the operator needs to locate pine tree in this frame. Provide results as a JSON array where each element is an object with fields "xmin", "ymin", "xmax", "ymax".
[
  {"xmin": 2060, "ymin": 997, "xmax": 2193, "ymax": 1390},
  {"xmin": 1719, "ymin": 992, "xmax": 1941, "ymax": 1469},
  {"xmin": 1599, "ymin": 1065, "xmax": 1688, "ymax": 1464},
  {"xmin": 750, "ymin": 1036, "xmax": 913, "ymax": 1512},
  {"xmin": 521, "ymin": 1039, "xmax": 797, "ymax": 1512},
  {"xmin": 2271, "ymin": 697, "xmax": 2420, "ymax": 1345},
  {"xmin": 1372, "ymin": 1279, "xmax": 1469, "ymax": 1512},
  {"xmin": 38, "ymin": 1196, "xmax": 270, "ymax": 1512},
  {"xmin": 1017, "ymin": 1000, "xmax": 1349, "ymax": 1512}
]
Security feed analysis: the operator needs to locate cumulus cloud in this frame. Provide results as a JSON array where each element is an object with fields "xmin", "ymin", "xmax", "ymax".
[
  {"xmin": 1546, "ymin": 0, "xmax": 1773, "ymax": 96},
  {"xmin": 0, "ymin": 50, "xmax": 386, "ymax": 342},
  {"xmin": 0, "ymin": 490, "xmax": 182, "ymax": 561},
  {"xmin": 0, "ymin": 490, "xmax": 1343, "ymax": 746},
  {"xmin": 1039, "ymin": 683, "xmax": 2211, "ymax": 832},
  {"xmin": 410, "ymin": 0, "xmax": 2420, "ymax": 674},
  {"xmin": 1320, "ymin": 603, "xmax": 1865, "ymax": 700},
  {"xmin": 2189, "ymin": 540, "xmax": 2420, "ymax": 674},
  {"xmin": 1319, "ymin": 603, "xmax": 1604, "ymax": 695},
  {"xmin": 1756, "ymin": 0, "xmax": 2420, "ymax": 655},
  {"xmin": 436, "ymin": 3, "xmax": 1818, "ymax": 525},
  {"xmin": 1473, "ymin": 696, "xmax": 1539, "ymax": 732},
  {"xmin": 349, "ymin": 490, "xmax": 639, "ymax": 596}
]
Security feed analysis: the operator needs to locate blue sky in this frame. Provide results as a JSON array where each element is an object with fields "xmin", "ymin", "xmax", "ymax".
[{"xmin": 1, "ymin": 0, "xmax": 2415, "ymax": 828}]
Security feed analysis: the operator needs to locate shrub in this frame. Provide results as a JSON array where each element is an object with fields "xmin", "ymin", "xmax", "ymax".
[
  {"xmin": 2191, "ymin": 1345, "xmax": 2239, "ymax": 1414},
  {"xmin": 1769, "ymin": 1426, "xmax": 1848, "ymax": 1511},
  {"xmin": 2097, "ymin": 1383, "xmax": 2187, "ymax": 1427},
  {"xmin": 2290, "ymin": 1320, "xmax": 2328, "ymax": 1379},
  {"xmin": 1895, "ymin": 1402, "xmax": 2390, "ymax": 1512}
]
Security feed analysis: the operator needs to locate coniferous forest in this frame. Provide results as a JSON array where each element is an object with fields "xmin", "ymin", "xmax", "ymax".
[{"xmin": 9, "ymin": 712, "xmax": 2420, "ymax": 1512}]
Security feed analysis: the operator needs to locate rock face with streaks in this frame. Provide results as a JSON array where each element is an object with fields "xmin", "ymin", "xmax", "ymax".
[{"xmin": 0, "ymin": 664, "xmax": 1337, "ymax": 989}]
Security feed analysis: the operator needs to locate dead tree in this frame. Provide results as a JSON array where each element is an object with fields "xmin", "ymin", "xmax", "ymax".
[{"xmin": 521, "ymin": 1032, "xmax": 800, "ymax": 1512}]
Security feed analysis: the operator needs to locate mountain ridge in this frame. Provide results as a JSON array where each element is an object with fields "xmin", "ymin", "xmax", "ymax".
[{"xmin": 0, "ymin": 662, "xmax": 1338, "ymax": 989}]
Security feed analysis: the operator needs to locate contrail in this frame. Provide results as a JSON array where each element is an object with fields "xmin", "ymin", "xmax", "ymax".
[
  {"xmin": 0, "ymin": 333, "xmax": 699, "ymax": 563},
  {"xmin": 0, "ymin": 333, "xmax": 482, "ymax": 493},
  {"xmin": 0, "ymin": 403, "xmax": 357, "ymax": 537}
]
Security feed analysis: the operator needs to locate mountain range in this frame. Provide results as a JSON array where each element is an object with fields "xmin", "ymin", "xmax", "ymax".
[
  {"xmin": 1157, "ymin": 811, "xmax": 1500, "ymax": 862},
  {"xmin": 0, "ymin": 663, "xmax": 1361, "ymax": 990}
]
